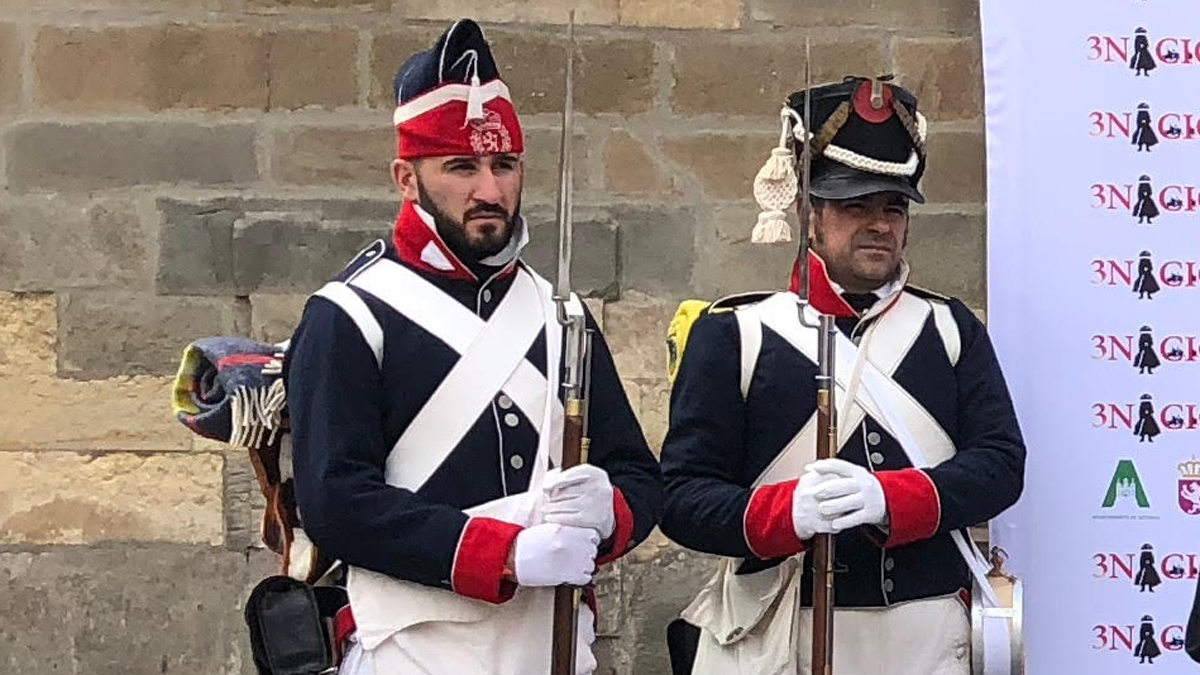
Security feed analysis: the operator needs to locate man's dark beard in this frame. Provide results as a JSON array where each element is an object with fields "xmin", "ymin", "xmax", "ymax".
[{"xmin": 416, "ymin": 181, "xmax": 519, "ymax": 266}]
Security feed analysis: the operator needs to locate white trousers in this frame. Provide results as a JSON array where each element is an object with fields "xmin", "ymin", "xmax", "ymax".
[{"xmin": 339, "ymin": 604, "xmax": 596, "ymax": 675}]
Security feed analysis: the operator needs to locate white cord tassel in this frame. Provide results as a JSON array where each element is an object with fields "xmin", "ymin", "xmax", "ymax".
[
  {"xmin": 466, "ymin": 73, "xmax": 485, "ymax": 122},
  {"xmin": 751, "ymin": 109, "xmax": 800, "ymax": 244},
  {"xmin": 752, "ymin": 209, "xmax": 793, "ymax": 243}
]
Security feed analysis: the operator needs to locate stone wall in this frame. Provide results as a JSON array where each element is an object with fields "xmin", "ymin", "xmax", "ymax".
[{"xmin": 0, "ymin": 1, "xmax": 985, "ymax": 672}]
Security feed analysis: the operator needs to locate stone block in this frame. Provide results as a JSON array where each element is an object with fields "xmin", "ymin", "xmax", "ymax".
[
  {"xmin": 593, "ymin": 559, "xmax": 624, "ymax": 637},
  {"xmin": 0, "ymin": 451, "xmax": 223, "ymax": 545},
  {"xmin": 521, "ymin": 127, "xmax": 591, "ymax": 198},
  {"xmin": 57, "ymin": 292, "xmax": 249, "ymax": 379},
  {"xmin": 672, "ymin": 38, "xmax": 888, "ymax": 116},
  {"xmin": 584, "ymin": 298, "xmax": 604, "ymax": 330},
  {"xmin": 604, "ymin": 131, "xmax": 675, "ymax": 197},
  {"xmin": 0, "ymin": 292, "xmax": 55, "ymax": 376},
  {"xmin": 395, "ymin": 0, "xmax": 619, "ymax": 25},
  {"xmin": 251, "ymin": 0, "xmax": 386, "ymax": 10},
  {"xmin": 0, "ymin": 545, "xmax": 276, "ymax": 675},
  {"xmin": 749, "ymin": 0, "xmax": 979, "ymax": 33},
  {"xmin": 0, "ymin": 194, "xmax": 151, "ymax": 291},
  {"xmin": 250, "ymin": 294, "xmax": 312, "ymax": 344},
  {"xmin": 34, "ymin": 26, "xmax": 269, "ymax": 111},
  {"xmin": 5, "ymin": 0, "xmax": 231, "ymax": 8},
  {"xmin": 34, "ymin": 26, "xmax": 358, "ymax": 112},
  {"xmin": 605, "ymin": 544, "xmax": 719, "ymax": 675},
  {"xmin": 690, "ymin": 203, "xmax": 799, "ymax": 298},
  {"xmin": 616, "ymin": 205, "xmax": 699, "ymax": 298},
  {"xmin": 156, "ymin": 198, "xmax": 396, "ymax": 295},
  {"xmin": 267, "ymin": 30, "xmax": 360, "ymax": 110},
  {"xmin": 620, "ymin": 0, "xmax": 742, "ymax": 29},
  {"xmin": 155, "ymin": 197, "xmax": 242, "ymax": 295},
  {"xmin": 368, "ymin": 27, "xmax": 440, "ymax": 108},
  {"xmin": 923, "ymin": 129, "xmax": 985, "ymax": 204},
  {"xmin": 0, "ymin": 24, "xmax": 20, "ymax": 109},
  {"xmin": 603, "ymin": 292, "xmax": 675, "ymax": 382},
  {"xmin": 223, "ymin": 449, "xmax": 262, "ymax": 551},
  {"xmin": 5, "ymin": 121, "xmax": 258, "ymax": 190},
  {"xmin": 894, "ymin": 37, "xmax": 983, "ymax": 121},
  {"xmin": 906, "ymin": 211, "xmax": 986, "ymax": 308},
  {"xmin": 271, "ymin": 126, "xmax": 394, "ymax": 186},
  {"xmin": 620, "ymin": 376, "xmax": 672, "ymax": 455},
  {"xmin": 662, "ymin": 132, "xmax": 775, "ymax": 200},
  {"xmin": 523, "ymin": 206, "xmax": 619, "ymax": 298},
  {"xmin": 233, "ymin": 216, "xmax": 383, "ymax": 294},
  {"xmin": 372, "ymin": 30, "xmax": 655, "ymax": 115},
  {"xmin": 0, "ymin": 375, "xmax": 194, "ymax": 451}
]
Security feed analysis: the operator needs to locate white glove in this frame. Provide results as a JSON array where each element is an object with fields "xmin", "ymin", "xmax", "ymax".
[
  {"xmin": 513, "ymin": 523, "xmax": 599, "ymax": 587},
  {"xmin": 542, "ymin": 465, "xmax": 616, "ymax": 539},
  {"xmin": 806, "ymin": 458, "xmax": 888, "ymax": 531},
  {"xmin": 792, "ymin": 469, "xmax": 840, "ymax": 540},
  {"xmin": 576, "ymin": 604, "xmax": 598, "ymax": 675}
]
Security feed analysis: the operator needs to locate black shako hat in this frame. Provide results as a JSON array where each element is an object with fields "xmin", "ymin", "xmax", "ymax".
[{"xmin": 750, "ymin": 75, "xmax": 928, "ymax": 243}]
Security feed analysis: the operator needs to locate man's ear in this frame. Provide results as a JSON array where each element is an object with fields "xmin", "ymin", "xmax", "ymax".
[{"xmin": 393, "ymin": 159, "xmax": 420, "ymax": 202}]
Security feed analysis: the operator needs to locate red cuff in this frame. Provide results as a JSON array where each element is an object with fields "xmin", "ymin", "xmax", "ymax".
[
  {"xmin": 450, "ymin": 517, "xmax": 524, "ymax": 604},
  {"xmin": 597, "ymin": 488, "xmax": 635, "ymax": 566},
  {"xmin": 743, "ymin": 480, "xmax": 805, "ymax": 559},
  {"xmin": 875, "ymin": 469, "xmax": 941, "ymax": 548}
]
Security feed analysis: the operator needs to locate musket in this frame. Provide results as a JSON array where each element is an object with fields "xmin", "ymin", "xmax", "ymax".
[
  {"xmin": 794, "ymin": 36, "xmax": 838, "ymax": 675},
  {"xmin": 550, "ymin": 11, "xmax": 593, "ymax": 675}
]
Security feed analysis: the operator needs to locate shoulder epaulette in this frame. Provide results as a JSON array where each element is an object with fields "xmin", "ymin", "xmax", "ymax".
[
  {"xmin": 904, "ymin": 285, "xmax": 951, "ymax": 303},
  {"xmin": 337, "ymin": 239, "xmax": 387, "ymax": 281},
  {"xmin": 708, "ymin": 290, "xmax": 776, "ymax": 314}
]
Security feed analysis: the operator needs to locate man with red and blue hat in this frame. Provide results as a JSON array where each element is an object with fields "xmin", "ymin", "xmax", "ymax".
[
  {"xmin": 660, "ymin": 76, "xmax": 1026, "ymax": 675},
  {"xmin": 284, "ymin": 19, "xmax": 661, "ymax": 674}
]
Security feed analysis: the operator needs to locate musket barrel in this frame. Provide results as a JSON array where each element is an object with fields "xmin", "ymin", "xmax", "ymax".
[
  {"xmin": 811, "ymin": 314, "xmax": 837, "ymax": 675},
  {"xmin": 551, "ymin": 12, "xmax": 587, "ymax": 675}
]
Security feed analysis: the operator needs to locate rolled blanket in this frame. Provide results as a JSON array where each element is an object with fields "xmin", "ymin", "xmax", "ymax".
[
  {"xmin": 171, "ymin": 336, "xmax": 330, "ymax": 583},
  {"xmin": 172, "ymin": 337, "xmax": 288, "ymax": 449}
]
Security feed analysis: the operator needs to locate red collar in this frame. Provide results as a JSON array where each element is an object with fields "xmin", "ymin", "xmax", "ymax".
[
  {"xmin": 788, "ymin": 252, "xmax": 859, "ymax": 318},
  {"xmin": 391, "ymin": 200, "xmax": 522, "ymax": 284}
]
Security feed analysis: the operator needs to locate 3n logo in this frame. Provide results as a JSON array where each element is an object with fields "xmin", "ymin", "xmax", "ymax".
[{"xmin": 1103, "ymin": 459, "xmax": 1151, "ymax": 508}]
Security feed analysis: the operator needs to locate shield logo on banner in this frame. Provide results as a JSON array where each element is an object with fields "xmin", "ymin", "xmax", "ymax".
[
  {"xmin": 1178, "ymin": 458, "xmax": 1200, "ymax": 515},
  {"xmin": 1178, "ymin": 479, "xmax": 1200, "ymax": 515}
]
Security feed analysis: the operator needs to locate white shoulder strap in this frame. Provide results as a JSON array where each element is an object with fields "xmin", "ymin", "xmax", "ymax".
[
  {"xmin": 314, "ymin": 282, "xmax": 384, "ymax": 369},
  {"xmin": 930, "ymin": 300, "xmax": 961, "ymax": 366},
  {"xmin": 734, "ymin": 309, "xmax": 762, "ymax": 400}
]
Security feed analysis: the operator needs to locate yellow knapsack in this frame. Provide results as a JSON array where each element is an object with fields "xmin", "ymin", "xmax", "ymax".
[{"xmin": 665, "ymin": 292, "xmax": 774, "ymax": 383}]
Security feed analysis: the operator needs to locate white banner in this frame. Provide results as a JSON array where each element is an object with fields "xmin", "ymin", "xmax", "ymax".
[{"xmin": 983, "ymin": 1, "xmax": 1200, "ymax": 673}]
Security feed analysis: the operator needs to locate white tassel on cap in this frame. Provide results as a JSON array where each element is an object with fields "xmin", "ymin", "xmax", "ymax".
[
  {"xmin": 451, "ymin": 49, "xmax": 486, "ymax": 124},
  {"xmin": 466, "ymin": 73, "xmax": 485, "ymax": 122},
  {"xmin": 750, "ymin": 109, "xmax": 800, "ymax": 244}
]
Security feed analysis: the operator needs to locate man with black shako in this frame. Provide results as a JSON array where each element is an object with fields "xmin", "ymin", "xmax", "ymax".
[{"xmin": 659, "ymin": 76, "xmax": 1026, "ymax": 675}]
